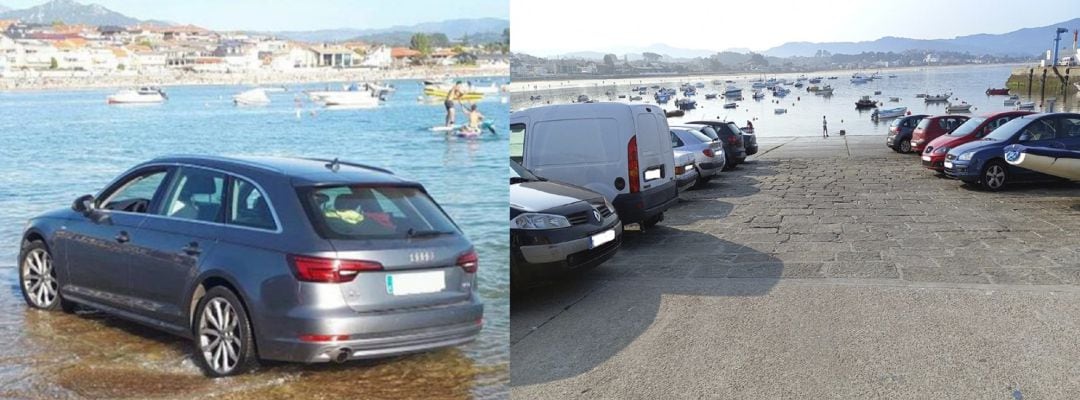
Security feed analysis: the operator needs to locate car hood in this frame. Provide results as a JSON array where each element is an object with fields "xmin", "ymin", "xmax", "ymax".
[
  {"xmin": 927, "ymin": 133, "xmax": 972, "ymax": 149},
  {"xmin": 510, "ymin": 181, "xmax": 598, "ymax": 212},
  {"xmin": 949, "ymin": 138, "xmax": 1002, "ymax": 156}
]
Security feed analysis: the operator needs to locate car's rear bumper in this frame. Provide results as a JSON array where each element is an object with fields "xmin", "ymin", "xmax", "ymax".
[
  {"xmin": 258, "ymin": 297, "xmax": 484, "ymax": 363},
  {"xmin": 612, "ymin": 180, "xmax": 677, "ymax": 224}
]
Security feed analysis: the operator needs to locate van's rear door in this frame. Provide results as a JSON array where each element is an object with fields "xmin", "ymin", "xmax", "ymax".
[{"xmin": 633, "ymin": 110, "xmax": 675, "ymax": 191}]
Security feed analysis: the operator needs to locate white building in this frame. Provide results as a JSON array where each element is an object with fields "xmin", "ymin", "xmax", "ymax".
[{"xmin": 361, "ymin": 45, "xmax": 392, "ymax": 68}]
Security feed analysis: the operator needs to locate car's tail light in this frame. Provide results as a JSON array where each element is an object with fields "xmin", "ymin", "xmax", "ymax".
[
  {"xmin": 627, "ymin": 136, "xmax": 640, "ymax": 193},
  {"xmin": 890, "ymin": 127, "xmax": 898, "ymax": 133},
  {"xmin": 289, "ymin": 255, "xmax": 383, "ymax": 283},
  {"xmin": 299, "ymin": 334, "xmax": 350, "ymax": 342},
  {"xmin": 703, "ymin": 148, "xmax": 715, "ymax": 157},
  {"xmin": 457, "ymin": 249, "xmax": 478, "ymax": 273}
]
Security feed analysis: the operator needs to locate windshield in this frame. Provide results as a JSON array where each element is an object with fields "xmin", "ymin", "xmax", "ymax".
[
  {"xmin": 300, "ymin": 185, "xmax": 458, "ymax": 239},
  {"xmin": 983, "ymin": 117, "xmax": 1030, "ymax": 141},
  {"xmin": 947, "ymin": 117, "xmax": 986, "ymax": 137}
]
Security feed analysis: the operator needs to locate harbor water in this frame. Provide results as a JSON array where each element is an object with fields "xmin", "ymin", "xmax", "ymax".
[
  {"xmin": 511, "ymin": 64, "xmax": 1080, "ymax": 137},
  {"xmin": 0, "ymin": 79, "xmax": 509, "ymax": 399}
]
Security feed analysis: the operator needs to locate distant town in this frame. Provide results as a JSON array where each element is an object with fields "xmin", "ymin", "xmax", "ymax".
[
  {"xmin": 0, "ymin": 19, "xmax": 510, "ymax": 89},
  {"xmin": 510, "ymin": 50, "xmax": 1036, "ymax": 81}
]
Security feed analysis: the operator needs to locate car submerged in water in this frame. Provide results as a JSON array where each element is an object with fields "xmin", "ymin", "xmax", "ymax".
[{"xmin": 18, "ymin": 155, "xmax": 483, "ymax": 377}]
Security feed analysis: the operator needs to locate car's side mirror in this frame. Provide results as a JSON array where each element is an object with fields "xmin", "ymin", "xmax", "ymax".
[
  {"xmin": 1018, "ymin": 133, "xmax": 1033, "ymax": 142},
  {"xmin": 72, "ymin": 194, "xmax": 95, "ymax": 214}
]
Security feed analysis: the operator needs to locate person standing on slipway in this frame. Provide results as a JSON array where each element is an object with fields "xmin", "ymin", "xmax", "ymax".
[{"xmin": 822, "ymin": 115, "xmax": 829, "ymax": 138}]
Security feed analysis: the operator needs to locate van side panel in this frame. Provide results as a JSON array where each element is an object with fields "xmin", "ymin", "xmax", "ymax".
[{"xmin": 527, "ymin": 117, "xmax": 621, "ymax": 200}]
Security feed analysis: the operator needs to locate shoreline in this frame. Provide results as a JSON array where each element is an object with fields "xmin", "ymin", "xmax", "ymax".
[
  {"xmin": 0, "ymin": 65, "xmax": 509, "ymax": 92},
  {"xmin": 509, "ymin": 62, "xmax": 1024, "ymax": 91}
]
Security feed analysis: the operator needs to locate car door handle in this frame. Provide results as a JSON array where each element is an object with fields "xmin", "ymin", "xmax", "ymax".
[
  {"xmin": 182, "ymin": 242, "xmax": 202, "ymax": 256},
  {"xmin": 115, "ymin": 231, "xmax": 129, "ymax": 243}
]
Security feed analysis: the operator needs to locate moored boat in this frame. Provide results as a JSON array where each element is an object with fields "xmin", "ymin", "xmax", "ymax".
[
  {"xmin": 855, "ymin": 95, "xmax": 877, "ymax": 109},
  {"xmin": 872, "ymin": 107, "xmax": 907, "ymax": 119},
  {"xmin": 1004, "ymin": 144, "xmax": 1080, "ymax": 181},
  {"xmin": 107, "ymin": 87, "xmax": 166, "ymax": 104},
  {"xmin": 724, "ymin": 102, "xmax": 737, "ymax": 109},
  {"xmin": 985, "ymin": 88, "xmax": 1009, "ymax": 96},
  {"xmin": 924, "ymin": 93, "xmax": 951, "ymax": 102},
  {"xmin": 774, "ymin": 108, "xmax": 787, "ymax": 114},
  {"xmin": 1016, "ymin": 101, "xmax": 1036, "ymax": 110},
  {"xmin": 233, "ymin": 88, "xmax": 270, "ymax": 105},
  {"xmin": 945, "ymin": 102, "xmax": 972, "ymax": 113}
]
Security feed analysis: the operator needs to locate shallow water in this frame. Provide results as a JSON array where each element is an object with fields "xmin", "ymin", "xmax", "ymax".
[
  {"xmin": 511, "ymin": 64, "xmax": 1079, "ymax": 137},
  {"xmin": 0, "ymin": 79, "xmax": 509, "ymax": 398}
]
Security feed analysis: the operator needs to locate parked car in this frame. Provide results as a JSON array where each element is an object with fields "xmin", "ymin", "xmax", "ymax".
[
  {"xmin": 911, "ymin": 115, "xmax": 969, "ymax": 153},
  {"xmin": 922, "ymin": 111, "xmax": 1035, "ymax": 172},
  {"xmin": 510, "ymin": 103, "xmax": 677, "ymax": 228},
  {"xmin": 670, "ymin": 126, "xmax": 725, "ymax": 185},
  {"xmin": 510, "ymin": 160, "xmax": 622, "ymax": 288},
  {"xmin": 673, "ymin": 150, "xmax": 699, "ymax": 192},
  {"xmin": 687, "ymin": 120, "xmax": 747, "ymax": 168},
  {"xmin": 944, "ymin": 113, "xmax": 1080, "ymax": 190},
  {"xmin": 885, "ymin": 114, "xmax": 929, "ymax": 153},
  {"xmin": 741, "ymin": 124, "xmax": 759, "ymax": 155},
  {"xmin": 18, "ymin": 156, "xmax": 483, "ymax": 377}
]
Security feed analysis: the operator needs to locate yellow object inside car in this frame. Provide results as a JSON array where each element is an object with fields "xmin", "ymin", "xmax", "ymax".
[{"xmin": 324, "ymin": 209, "xmax": 364, "ymax": 225}]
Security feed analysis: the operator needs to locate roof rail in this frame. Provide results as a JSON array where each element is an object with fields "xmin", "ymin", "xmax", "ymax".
[{"xmin": 301, "ymin": 157, "xmax": 394, "ymax": 175}]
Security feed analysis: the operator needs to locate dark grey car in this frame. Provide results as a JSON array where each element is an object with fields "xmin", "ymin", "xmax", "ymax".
[{"xmin": 19, "ymin": 155, "xmax": 483, "ymax": 377}]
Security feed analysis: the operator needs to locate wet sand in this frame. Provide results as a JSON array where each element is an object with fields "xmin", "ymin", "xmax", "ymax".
[{"xmin": 0, "ymin": 270, "xmax": 506, "ymax": 399}]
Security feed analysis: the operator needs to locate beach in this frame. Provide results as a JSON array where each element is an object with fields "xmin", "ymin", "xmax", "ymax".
[{"xmin": 0, "ymin": 64, "xmax": 509, "ymax": 91}]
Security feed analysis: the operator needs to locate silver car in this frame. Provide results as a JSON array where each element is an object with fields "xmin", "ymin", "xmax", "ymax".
[
  {"xmin": 670, "ymin": 126, "xmax": 726, "ymax": 185},
  {"xmin": 18, "ymin": 155, "xmax": 483, "ymax": 377}
]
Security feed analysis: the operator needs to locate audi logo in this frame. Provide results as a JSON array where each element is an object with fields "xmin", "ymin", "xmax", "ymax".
[{"xmin": 410, "ymin": 251, "xmax": 435, "ymax": 263}]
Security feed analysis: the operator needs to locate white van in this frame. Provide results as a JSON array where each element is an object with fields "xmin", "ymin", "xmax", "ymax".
[{"xmin": 510, "ymin": 103, "xmax": 677, "ymax": 227}]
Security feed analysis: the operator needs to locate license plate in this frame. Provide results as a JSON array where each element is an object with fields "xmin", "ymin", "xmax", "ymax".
[
  {"xmin": 386, "ymin": 271, "xmax": 445, "ymax": 296},
  {"xmin": 921, "ymin": 156, "xmax": 931, "ymax": 162},
  {"xmin": 590, "ymin": 229, "xmax": 616, "ymax": 249},
  {"xmin": 644, "ymin": 168, "xmax": 661, "ymax": 181},
  {"xmin": 944, "ymin": 161, "xmax": 954, "ymax": 169}
]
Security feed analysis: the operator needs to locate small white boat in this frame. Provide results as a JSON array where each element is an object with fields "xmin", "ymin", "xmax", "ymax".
[
  {"xmin": 1004, "ymin": 98, "xmax": 1018, "ymax": 106},
  {"xmin": 814, "ymin": 86, "xmax": 834, "ymax": 95},
  {"xmin": 259, "ymin": 86, "xmax": 287, "ymax": 93},
  {"xmin": 724, "ymin": 86, "xmax": 743, "ymax": 97},
  {"xmin": 233, "ymin": 88, "xmax": 270, "ymax": 106},
  {"xmin": 774, "ymin": 108, "xmax": 787, "ymax": 114},
  {"xmin": 752, "ymin": 90, "xmax": 765, "ymax": 99},
  {"xmin": 1005, "ymin": 145, "xmax": 1080, "ymax": 181},
  {"xmin": 945, "ymin": 102, "xmax": 972, "ymax": 113},
  {"xmin": 873, "ymin": 107, "xmax": 907, "ymax": 119},
  {"xmin": 1017, "ymin": 101, "xmax": 1036, "ymax": 110},
  {"xmin": 889, "ymin": 97, "xmax": 900, "ymax": 102},
  {"xmin": 915, "ymin": 93, "xmax": 927, "ymax": 98},
  {"xmin": 321, "ymin": 92, "xmax": 380, "ymax": 107},
  {"xmin": 107, "ymin": 87, "xmax": 166, "ymax": 104},
  {"xmin": 924, "ymin": 93, "xmax": 951, "ymax": 102}
]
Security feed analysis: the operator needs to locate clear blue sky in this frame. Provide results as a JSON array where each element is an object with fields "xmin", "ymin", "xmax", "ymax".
[
  {"xmin": 1, "ymin": 0, "xmax": 509, "ymax": 31},
  {"xmin": 512, "ymin": 0, "xmax": 1079, "ymax": 55}
]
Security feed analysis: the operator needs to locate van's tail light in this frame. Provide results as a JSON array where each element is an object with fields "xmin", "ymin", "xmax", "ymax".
[
  {"xmin": 457, "ymin": 249, "xmax": 479, "ymax": 273},
  {"xmin": 627, "ymin": 135, "xmax": 640, "ymax": 193},
  {"xmin": 703, "ymin": 148, "xmax": 715, "ymax": 157},
  {"xmin": 289, "ymin": 255, "xmax": 383, "ymax": 283}
]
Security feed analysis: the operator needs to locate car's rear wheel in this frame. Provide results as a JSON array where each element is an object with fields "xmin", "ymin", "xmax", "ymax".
[
  {"xmin": 642, "ymin": 214, "xmax": 662, "ymax": 229},
  {"xmin": 19, "ymin": 240, "xmax": 74, "ymax": 312},
  {"xmin": 193, "ymin": 287, "xmax": 259, "ymax": 377},
  {"xmin": 979, "ymin": 160, "xmax": 1008, "ymax": 191},
  {"xmin": 898, "ymin": 140, "xmax": 912, "ymax": 153}
]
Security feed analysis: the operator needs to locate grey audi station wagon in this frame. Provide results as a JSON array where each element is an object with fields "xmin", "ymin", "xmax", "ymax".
[{"xmin": 18, "ymin": 155, "xmax": 483, "ymax": 377}]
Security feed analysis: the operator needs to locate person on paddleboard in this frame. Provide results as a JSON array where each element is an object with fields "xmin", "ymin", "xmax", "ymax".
[
  {"xmin": 463, "ymin": 104, "xmax": 485, "ymax": 134},
  {"xmin": 445, "ymin": 81, "xmax": 465, "ymax": 127}
]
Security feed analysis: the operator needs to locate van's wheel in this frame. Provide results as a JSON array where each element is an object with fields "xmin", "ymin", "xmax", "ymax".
[
  {"xmin": 979, "ymin": 160, "xmax": 1008, "ymax": 191},
  {"xmin": 898, "ymin": 140, "xmax": 912, "ymax": 153},
  {"xmin": 193, "ymin": 287, "xmax": 259, "ymax": 377},
  {"xmin": 19, "ymin": 240, "xmax": 75, "ymax": 312},
  {"xmin": 642, "ymin": 214, "xmax": 662, "ymax": 229}
]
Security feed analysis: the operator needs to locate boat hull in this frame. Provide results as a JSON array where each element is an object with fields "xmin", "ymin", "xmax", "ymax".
[{"xmin": 1005, "ymin": 145, "xmax": 1080, "ymax": 181}]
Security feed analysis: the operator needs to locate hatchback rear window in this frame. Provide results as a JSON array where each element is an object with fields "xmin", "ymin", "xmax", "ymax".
[
  {"xmin": 300, "ymin": 185, "xmax": 458, "ymax": 239},
  {"xmin": 915, "ymin": 118, "xmax": 931, "ymax": 130}
]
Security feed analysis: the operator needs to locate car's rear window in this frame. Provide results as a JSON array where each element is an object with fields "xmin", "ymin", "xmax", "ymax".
[
  {"xmin": 915, "ymin": 118, "xmax": 931, "ymax": 130},
  {"xmin": 299, "ymin": 185, "xmax": 458, "ymax": 239}
]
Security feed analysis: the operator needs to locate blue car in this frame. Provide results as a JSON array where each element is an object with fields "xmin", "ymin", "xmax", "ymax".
[{"xmin": 944, "ymin": 113, "xmax": 1080, "ymax": 190}]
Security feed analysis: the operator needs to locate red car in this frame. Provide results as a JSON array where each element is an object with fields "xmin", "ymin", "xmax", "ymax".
[
  {"xmin": 921, "ymin": 111, "xmax": 1036, "ymax": 172},
  {"xmin": 911, "ymin": 115, "xmax": 969, "ymax": 154}
]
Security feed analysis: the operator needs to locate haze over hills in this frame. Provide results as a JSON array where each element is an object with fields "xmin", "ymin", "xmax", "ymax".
[
  {"xmin": 535, "ymin": 18, "xmax": 1079, "ymax": 60},
  {"xmin": 0, "ymin": 0, "xmax": 508, "ymax": 45}
]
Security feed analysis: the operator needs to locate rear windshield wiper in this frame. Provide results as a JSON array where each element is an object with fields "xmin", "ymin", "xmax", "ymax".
[{"xmin": 406, "ymin": 229, "xmax": 452, "ymax": 238}]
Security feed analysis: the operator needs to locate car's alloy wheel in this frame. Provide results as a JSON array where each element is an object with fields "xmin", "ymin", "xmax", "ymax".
[
  {"xmin": 982, "ymin": 162, "xmax": 1007, "ymax": 191},
  {"xmin": 21, "ymin": 247, "xmax": 57, "ymax": 309},
  {"xmin": 194, "ymin": 287, "xmax": 258, "ymax": 377},
  {"xmin": 899, "ymin": 140, "xmax": 912, "ymax": 153}
]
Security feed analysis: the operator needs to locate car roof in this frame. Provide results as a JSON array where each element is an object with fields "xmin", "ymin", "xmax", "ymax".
[
  {"xmin": 671, "ymin": 123, "xmax": 708, "ymax": 130},
  {"xmin": 147, "ymin": 155, "xmax": 417, "ymax": 187}
]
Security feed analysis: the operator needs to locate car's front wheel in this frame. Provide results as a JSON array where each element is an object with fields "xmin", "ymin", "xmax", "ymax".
[
  {"xmin": 19, "ymin": 240, "xmax": 74, "ymax": 312},
  {"xmin": 193, "ymin": 287, "xmax": 259, "ymax": 377},
  {"xmin": 979, "ymin": 160, "xmax": 1008, "ymax": 191}
]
